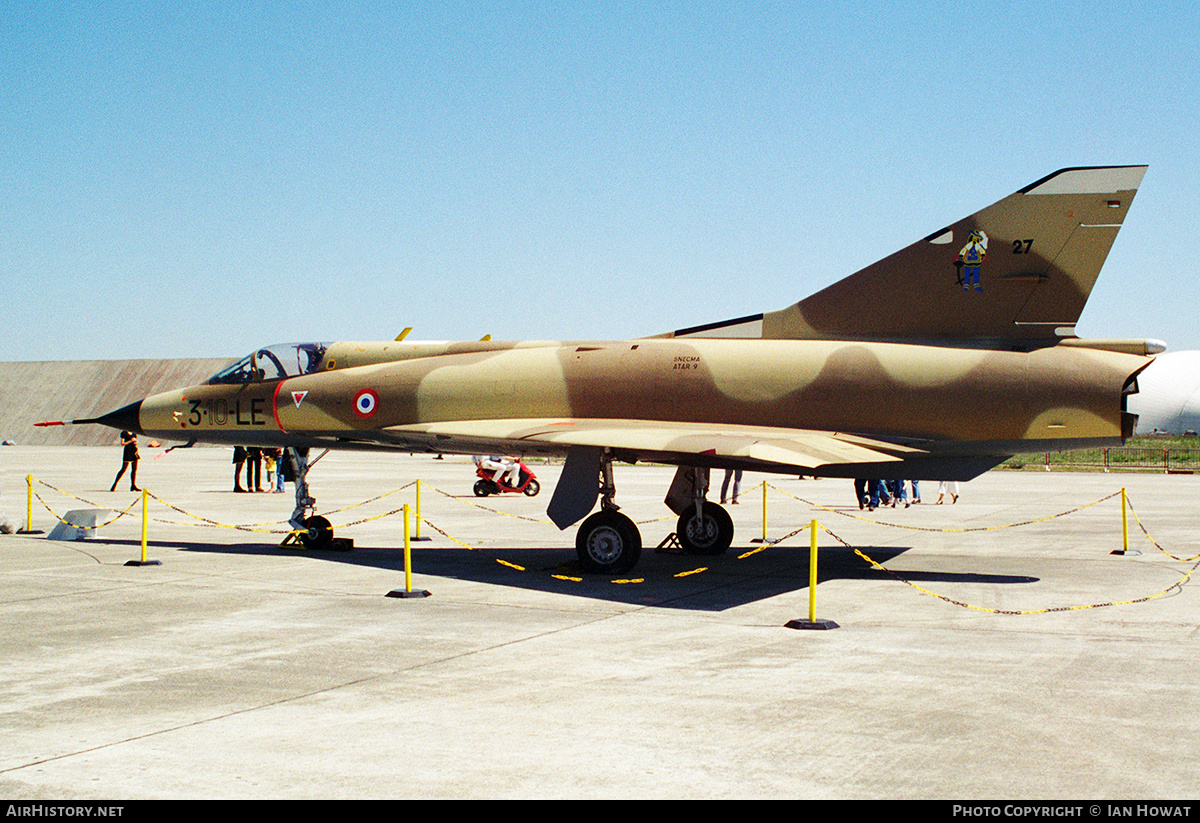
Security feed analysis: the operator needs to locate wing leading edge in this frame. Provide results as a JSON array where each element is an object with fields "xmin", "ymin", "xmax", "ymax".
[{"xmin": 382, "ymin": 417, "xmax": 921, "ymax": 470}]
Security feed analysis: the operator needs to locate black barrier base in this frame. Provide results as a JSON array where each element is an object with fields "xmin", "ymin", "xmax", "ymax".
[
  {"xmin": 386, "ymin": 588, "xmax": 432, "ymax": 598},
  {"xmin": 125, "ymin": 559, "xmax": 162, "ymax": 566},
  {"xmin": 785, "ymin": 618, "xmax": 839, "ymax": 630}
]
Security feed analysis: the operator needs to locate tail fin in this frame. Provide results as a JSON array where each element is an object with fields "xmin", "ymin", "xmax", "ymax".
[{"xmin": 668, "ymin": 166, "xmax": 1147, "ymax": 348}]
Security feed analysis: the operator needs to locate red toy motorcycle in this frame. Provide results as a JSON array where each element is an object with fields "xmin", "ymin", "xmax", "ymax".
[{"xmin": 473, "ymin": 457, "xmax": 540, "ymax": 497}]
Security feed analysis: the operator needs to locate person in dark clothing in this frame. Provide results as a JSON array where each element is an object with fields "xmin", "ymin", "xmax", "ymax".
[
  {"xmin": 233, "ymin": 446, "xmax": 248, "ymax": 492},
  {"xmin": 247, "ymin": 447, "xmax": 263, "ymax": 492},
  {"xmin": 111, "ymin": 431, "xmax": 140, "ymax": 492}
]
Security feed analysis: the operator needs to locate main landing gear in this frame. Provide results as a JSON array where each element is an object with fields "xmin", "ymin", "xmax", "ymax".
[
  {"xmin": 668, "ymin": 466, "xmax": 735, "ymax": 556},
  {"xmin": 676, "ymin": 502, "xmax": 734, "ymax": 555},
  {"xmin": 572, "ymin": 458, "xmax": 735, "ymax": 574},
  {"xmin": 575, "ymin": 454, "xmax": 641, "ymax": 574}
]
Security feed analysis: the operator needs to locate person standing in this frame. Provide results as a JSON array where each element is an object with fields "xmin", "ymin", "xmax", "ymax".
[
  {"xmin": 936, "ymin": 480, "xmax": 960, "ymax": 504},
  {"xmin": 868, "ymin": 479, "xmax": 891, "ymax": 511},
  {"xmin": 264, "ymin": 449, "xmax": 278, "ymax": 489},
  {"xmin": 276, "ymin": 448, "xmax": 290, "ymax": 492},
  {"xmin": 233, "ymin": 446, "xmax": 248, "ymax": 492},
  {"xmin": 247, "ymin": 447, "xmax": 264, "ymax": 492},
  {"xmin": 110, "ymin": 430, "xmax": 140, "ymax": 492},
  {"xmin": 720, "ymin": 468, "xmax": 743, "ymax": 504}
]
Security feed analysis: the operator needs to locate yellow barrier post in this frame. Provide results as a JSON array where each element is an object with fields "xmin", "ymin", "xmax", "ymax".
[
  {"xmin": 412, "ymin": 479, "xmax": 431, "ymax": 541},
  {"xmin": 125, "ymin": 488, "xmax": 161, "ymax": 566},
  {"xmin": 751, "ymin": 481, "xmax": 770, "ymax": 543},
  {"xmin": 387, "ymin": 503, "xmax": 431, "ymax": 598},
  {"xmin": 17, "ymin": 475, "xmax": 44, "ymax": 534},
  {"xmin": 404, "ymin": 503, "xmax": 411, "ymax": 589},
  {"xmin": 1122, "ymin": 487, "xmax": 1128, "ymax": 553},
  {"xmin": 809, "ymin": 519, "xmax": 818, "ymax": 622},
  {"xmin": 1111, "ymin": 487, "xmax": 1139, "ymax": 555},
  {"xmin": 785, "ymin": 518, "xmax": 838, "ymax": 630}
]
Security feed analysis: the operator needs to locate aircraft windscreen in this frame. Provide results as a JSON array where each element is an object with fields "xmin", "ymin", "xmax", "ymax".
[{"xmin": 208, "ymin": 342, "xmax": 331, "ymax": 384}]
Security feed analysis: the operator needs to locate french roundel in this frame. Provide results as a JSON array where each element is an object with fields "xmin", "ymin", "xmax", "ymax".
[{"xmin": 353, "ymin": 388, "xmax": 378, "ymax": 419}]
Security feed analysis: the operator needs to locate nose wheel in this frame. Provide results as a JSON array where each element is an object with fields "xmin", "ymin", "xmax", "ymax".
[{"xmin": 300, "ymin": 515, "xmax": 333, "ymax": 550}]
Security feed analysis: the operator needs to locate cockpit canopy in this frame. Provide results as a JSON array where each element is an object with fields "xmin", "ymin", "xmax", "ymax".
[{"xmin": 208, "ymin": 342, "xmax": 331, "ymax": 384}]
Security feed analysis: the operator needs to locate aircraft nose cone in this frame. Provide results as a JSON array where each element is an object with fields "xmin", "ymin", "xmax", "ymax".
[{"xmin": 82, "ymin": 400, "xmax": 144, "ymax": 433}]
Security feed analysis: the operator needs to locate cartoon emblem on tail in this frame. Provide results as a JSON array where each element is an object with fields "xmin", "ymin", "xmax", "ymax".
[{"xmin": 955, "ymin": 229, "xmax": 988, "ymax": 292}]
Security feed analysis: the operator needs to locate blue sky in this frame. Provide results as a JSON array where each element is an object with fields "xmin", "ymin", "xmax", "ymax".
[{"xmin": 4, "ymin": 2, "xmax": 1198, "ymax": 361}]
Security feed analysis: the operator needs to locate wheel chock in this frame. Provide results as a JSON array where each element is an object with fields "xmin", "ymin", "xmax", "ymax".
[{"xmin": 655, "ymin": 532, "xmax": 683, "ymax": 554}]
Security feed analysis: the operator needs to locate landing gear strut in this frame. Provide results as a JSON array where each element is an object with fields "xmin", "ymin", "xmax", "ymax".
[
  {"xmin": 287, "ymin": 447, "xmax": 333, "ymax": 550},
  {"xmin": 574, "ymin": 450, "xmax": 642, "ymax": 574}
]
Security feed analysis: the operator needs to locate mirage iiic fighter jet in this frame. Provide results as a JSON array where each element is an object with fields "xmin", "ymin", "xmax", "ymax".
[{"xmin": 70, "ymin": 166, "xmax": 1160, "ymax": 574}]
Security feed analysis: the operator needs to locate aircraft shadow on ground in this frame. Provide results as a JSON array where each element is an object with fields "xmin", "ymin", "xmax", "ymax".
[{"xmin": 99, "ymin": 537, "xmax": 1040, "ymax": 612}]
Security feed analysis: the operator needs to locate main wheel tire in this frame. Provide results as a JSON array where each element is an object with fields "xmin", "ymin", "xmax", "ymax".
[
  {"xmin": 575, "ymin": 510, "xmax": 642, "ymax": 574},
  {"xmin": 523, "ymin": 479, "xmax": 540, "ymax": 497},
  {"xmin": 300, "ymin": 515, "xmax": 334, "ymax": 550},
  {"xmin": 677, "ymin": 503, "xmax": 733, "ymax": 555},
  {"xmin": 473, "ymin": 480, "xmax": 491, "ymax": 497}
]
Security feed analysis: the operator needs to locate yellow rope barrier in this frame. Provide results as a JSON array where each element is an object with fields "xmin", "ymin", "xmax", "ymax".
[
  {"xmin": 422, "ymin": 481, "xmax": 556, "ymax": 524},
  {"xmin": 1124, "ymin": 496, "xmax": 1200, "ymax": 562},
  {"xmin": 23, "ymin": 474, "xmax": 1198, "ymax": 610},
  {"xmin": 813, "ymin": 517, "xmax": 1198, "ymax": 615},
  {"xmin": 32, "ymin": 488, "xmax": 143, "ymax": 530},
  {"xmin": 144, "ymin": 491, "xmax": 289, "ymax": 534},
  {"xmin": 769, "ymin": 482, "xmax": 1121, "ymax": 533}
]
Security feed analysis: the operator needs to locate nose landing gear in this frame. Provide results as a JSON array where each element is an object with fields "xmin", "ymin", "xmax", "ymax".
[{"xmin": 284, "ymin": 447, "xmax": 340, "ymax": 550}]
